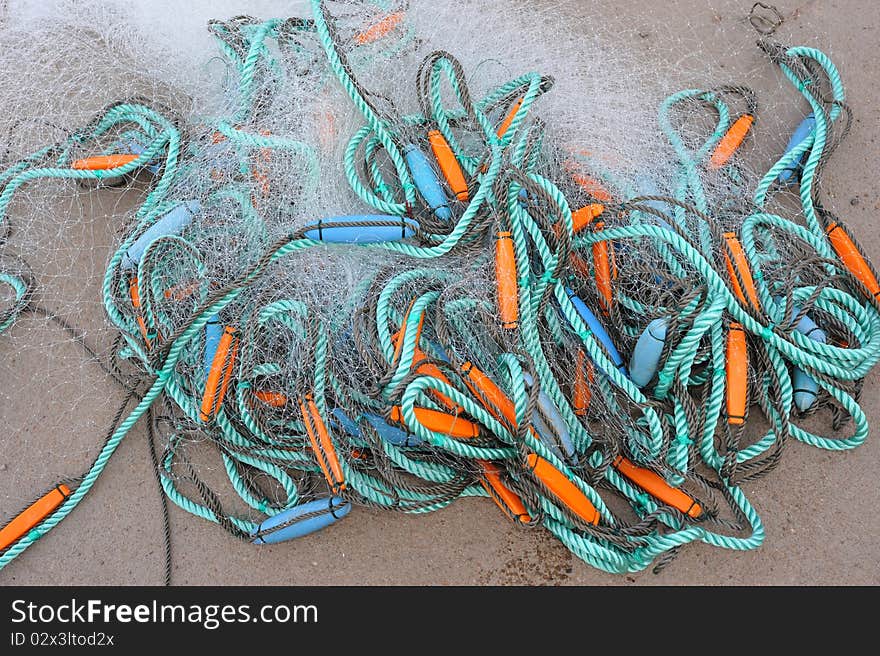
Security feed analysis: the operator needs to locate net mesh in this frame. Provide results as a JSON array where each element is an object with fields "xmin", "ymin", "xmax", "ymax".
[{"xmin": 0, "ymin": 0, "xmax": 877, "ymax": 579}]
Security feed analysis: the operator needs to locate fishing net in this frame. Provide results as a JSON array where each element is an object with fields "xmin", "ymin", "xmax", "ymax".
[{"xmin": 1, "ymin": 0, "xmax": 877, "ymax": 580}]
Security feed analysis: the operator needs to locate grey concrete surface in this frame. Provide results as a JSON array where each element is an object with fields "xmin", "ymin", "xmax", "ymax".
[{"xmin": 0, "ymin": 0, "xmax": 878, "ymax": 585}]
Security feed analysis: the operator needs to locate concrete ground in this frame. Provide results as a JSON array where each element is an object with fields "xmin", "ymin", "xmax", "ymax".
[{"xmin": 1, "ymin": 0, "xmax": 878, "ymax": 585}]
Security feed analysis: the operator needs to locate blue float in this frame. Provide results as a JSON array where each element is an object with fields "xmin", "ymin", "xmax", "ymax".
[
  {"xmin": 331, "ymin": 408, "xmax": 362, "ymax": 436},
  {"xmin": 303, "ymin": 215, "xmax": 416, "ymax": 243},
  {"xmin": 564, "ymin": 288, "xmax": 628, "ymax": 378},
  {"xmin": 118, "ymin": 138, "xmax": 162, "ymax": 175},
  {"xmin": 522, "ymin": 372, "xmax": 575, "ymax": 457},
  {"xmin": 331, "ymin": 408, "xmax": 423, "ymax": 447},
  {"xmin": 121, "ymin": 201, "xmax": 199, "ymax": 270},
  {"xmin": 633, "ymin": 176, "xmax": 674, "ymax": 231},
  {"xmin": 792, "ymin": 367, "xmax": 819, "ymax": 413},
  {"xmin": 363, "ymin": 412, "xmax": 423, "ymax": 447},
  {"xmin": 203, "ymin": 314, "xmax": 222, "ymax": 376},
  {"xmin": 403, "ymin": 144, "xmax": 452, "ymax": 221},
  {"xmin": 629, "ymin": 317, "xmax": 668, "ymax": 388},
  {"xmin": 251, "ymin": 496, "xmax": 351, "ymax": 544},
  {"xmin": 776, "ymin": 298, "xmax": 827, "ymax": 412},
  {"xmin": 777, "ymin": 113, "xmax": 815, "ymax": 185}
]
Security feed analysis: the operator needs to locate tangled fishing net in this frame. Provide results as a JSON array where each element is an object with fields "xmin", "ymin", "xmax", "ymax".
[{"xmin": 1, "ymin": 0, "xmax": 878, "ymax": 580}]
